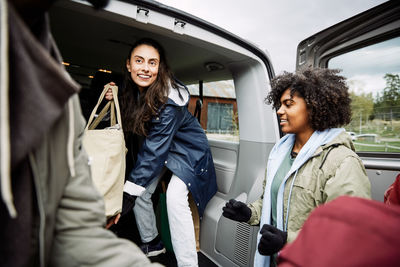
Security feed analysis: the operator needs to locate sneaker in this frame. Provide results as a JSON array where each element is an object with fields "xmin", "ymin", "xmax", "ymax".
[{"xmin": 140, "ymin": 240, "xmax": 166, "ymax": 257}]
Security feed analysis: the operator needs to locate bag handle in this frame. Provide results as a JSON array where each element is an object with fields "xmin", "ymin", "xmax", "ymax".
[
  {"xmin": 85, "ymin": 84, "xmax": 122, "ymax": 131},
  {"xmin": 89, "ymin": 101, "xmax": 112, "ymax": 130}
]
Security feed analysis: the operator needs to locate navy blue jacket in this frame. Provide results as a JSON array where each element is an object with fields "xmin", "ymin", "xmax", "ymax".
[{"xmin": 127, "ymin": 85, "xmax": 217, "ymax": 216}]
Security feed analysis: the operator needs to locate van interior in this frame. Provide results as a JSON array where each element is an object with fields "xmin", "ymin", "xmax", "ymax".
[
  {"xmin": 49, "ymin": 1, "xmax": 278, "ymax": 266},
  {"xmin": 49, "ymin": 1, "xmax": 400, "ymax": 266}
]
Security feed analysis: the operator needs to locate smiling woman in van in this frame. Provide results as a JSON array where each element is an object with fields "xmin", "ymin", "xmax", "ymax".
[
  {"xmin": 105, "ymin": 38, "xmax": 217, "ymax": 267},
  {"xmin": 222, "ymin": 68, "xmax": 371, "ymax": 267}
]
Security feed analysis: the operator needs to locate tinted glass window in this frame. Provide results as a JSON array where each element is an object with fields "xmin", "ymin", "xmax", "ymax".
[
  {"xmin": 187, "ymin": 80, "xmax": 238, "ymax": 142},
  {"xmin": 329, "ymin": 37, "xmax": 400, "ymax": 153},
  {"xmin": 207, "ymin": 103, "xmax": 234, "ymax": 133}
]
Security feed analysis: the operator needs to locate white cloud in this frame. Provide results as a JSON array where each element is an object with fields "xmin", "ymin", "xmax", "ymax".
[
  {"xmin": 330, "ymin": 38, "xmax": 400, "ymax": 77},
  {"xmin": 347, "ymin": 74, "xmax": 387, "ymax": 96},
  {"xmin": 157, "ymin": 0, "xmax": 387, "ymax": 73}
]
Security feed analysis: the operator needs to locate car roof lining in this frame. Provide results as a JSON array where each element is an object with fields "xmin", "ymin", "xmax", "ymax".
[{"xmin": 49, "ymin": 1, "xmax": 252, "ymax": 87}]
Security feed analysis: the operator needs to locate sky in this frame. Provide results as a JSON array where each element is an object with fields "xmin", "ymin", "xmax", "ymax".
[
  {"xmin": 329, "ymin": 37, "xmax": 400, "ymax": 95},
  {"xmin": 156, "ymin": 0, "xmax": 387, "ymax": 74}
]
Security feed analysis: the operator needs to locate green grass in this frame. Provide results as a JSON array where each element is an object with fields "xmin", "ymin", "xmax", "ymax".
[
  {"xmin": 346, "ymin": 119, "xmax": 400, "ymax": 139},
  {"xmin": 354, "ymin": 140, "xmax": 400, "ymax": 152},
  {"xmin": 346, "ymin": 118, "xmax": 400, "ymax": 152}
]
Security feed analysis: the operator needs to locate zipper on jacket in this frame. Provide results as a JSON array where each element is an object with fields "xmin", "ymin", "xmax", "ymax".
[
  {"xmin": 284, "ymin": 170, "xmax": 298, "ymax": 231},
  {"xmin": 29, "ymin": 153, "xmax": 45, "ymax": 267},
  {"xmin": 67, "ymin": 98, "xmax": 76, "ymax": 177}
]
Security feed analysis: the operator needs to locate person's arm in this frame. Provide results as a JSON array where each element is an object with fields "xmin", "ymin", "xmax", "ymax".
[
  {"xmin": 51, "ymin": 96, "xmax": 162, "ymax": 267},
  {"xmin": 124, "ymin": 105, "xmax": 180, "ymax": 195},
  {"xmin": 323, "ymin": 155, "xmax": 371, "ymax": 202}
]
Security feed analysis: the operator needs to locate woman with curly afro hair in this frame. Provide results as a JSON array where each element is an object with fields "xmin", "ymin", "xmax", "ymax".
[{"xmin": 222, "ymin": 68, "xmax": 371, "ymax": 267}]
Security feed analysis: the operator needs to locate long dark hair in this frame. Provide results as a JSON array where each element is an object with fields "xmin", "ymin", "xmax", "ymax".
[{"xmin": 120, "ymin": 38, "xmax": 178, "ymax": 136}]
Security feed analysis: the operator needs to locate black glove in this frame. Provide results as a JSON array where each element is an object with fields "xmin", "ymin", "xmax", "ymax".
[
  {"xmin": 120, "ymin": 192, "xmax": 136, "ymax": 217},
  {"xmin": 258, "ymin": 224, "xmax": 287, "ymax": 256},
  {"xmin": 222, "ymin": 199, "xmax": 252, "ymax": 222}
]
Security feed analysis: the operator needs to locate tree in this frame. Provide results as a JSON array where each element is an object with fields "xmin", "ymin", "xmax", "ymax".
[
  {"xmin": 374, "ymin": 73, "xmax": 400, "ymax": 120},
  {"xmin": 350, "ymin": 91, "xmax": 374, "ymax": 121}
]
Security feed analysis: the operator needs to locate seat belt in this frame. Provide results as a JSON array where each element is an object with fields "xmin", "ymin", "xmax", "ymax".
[{"xmin": 193, "ymin": 80, "xmax": 203, "ymax": 122}]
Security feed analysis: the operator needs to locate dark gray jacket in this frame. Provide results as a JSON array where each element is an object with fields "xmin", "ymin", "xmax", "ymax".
[{"xmin": 0, "ymin": 2, "xmax": 162, "ymax": 266}]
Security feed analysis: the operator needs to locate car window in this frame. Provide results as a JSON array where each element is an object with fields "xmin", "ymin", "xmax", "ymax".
[
  {"xmin": 187, "ymin": 80, "xmax": 239, "ymax": 142},
  {"xmin": 328, "ymin": 37, "xmax": 400, "ymax": 153}
]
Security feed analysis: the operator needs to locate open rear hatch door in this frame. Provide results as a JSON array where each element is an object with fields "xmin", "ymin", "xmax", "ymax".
[
  {"xmin": 296, "ymin": 0, "xmax": 400, "ymax": 201},
  {"xmin": 296, "ymin": 1, "xmax": 400, "ymax": 69}
]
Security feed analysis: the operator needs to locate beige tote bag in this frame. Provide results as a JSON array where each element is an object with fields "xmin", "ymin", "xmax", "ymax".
[{"xmin": 83, "ymin": 84, "xmax": 126, "ymax": 218}]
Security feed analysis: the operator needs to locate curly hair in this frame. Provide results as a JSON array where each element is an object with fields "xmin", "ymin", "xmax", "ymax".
[
  {"xmin": 120, "ymin": 38, "xmax": 178, "ymax": 136},
  {"xmin": 265, "ymin": 68, "xmax": 351, "ymax": 131}
]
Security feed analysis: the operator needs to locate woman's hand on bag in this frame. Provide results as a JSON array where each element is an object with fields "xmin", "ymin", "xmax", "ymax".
[
  {"xmin": 105, "ymin": 82, "xmax": 116, "ymax": 101},
  {"xmin": 105, "ymin": 213, "xmax": 121, "ymax": 229}
]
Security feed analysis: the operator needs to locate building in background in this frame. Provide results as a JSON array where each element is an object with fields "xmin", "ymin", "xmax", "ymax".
[{"xmin": 187, "ymin": 80, "xmax": 238, "ymax": 137}]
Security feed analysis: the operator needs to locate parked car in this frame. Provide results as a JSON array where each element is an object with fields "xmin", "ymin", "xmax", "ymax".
[
  {"xmin": 356, "ymin": 133, "xmax": 381, "ymax": 143},
  {"xmin": 49, "ymin": 1, "xmax": 400, "ymax": 266},
  {"xmin": 346, "ymin": 131, "xmax": 357, "ymax": 141}
]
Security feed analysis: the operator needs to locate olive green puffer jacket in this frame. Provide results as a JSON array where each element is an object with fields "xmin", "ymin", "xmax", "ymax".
[{"xmin": 248, "ymin": 131, "xmax": 371, "ymax": 242}]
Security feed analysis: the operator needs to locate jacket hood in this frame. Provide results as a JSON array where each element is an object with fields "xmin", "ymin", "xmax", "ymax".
[
  {"xmin": 167, "ymin": 81, "xmax": 189, "ymax": 106},
  {"xmin": 1, "ymin": 1, "xmax": 79, "ymax": 218},
  {"xmin": 319, "ymin": 130, "xmax": 355, "ymax": 153}
]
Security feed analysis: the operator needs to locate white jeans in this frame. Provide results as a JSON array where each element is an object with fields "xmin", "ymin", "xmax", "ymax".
[
  {"xmin": 133, "ymin": 174, "xmax": 198, "ymax": 267},
  {"xmin": 167, "ymin": 175, "xmax": 198, "ymax": 267}
]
